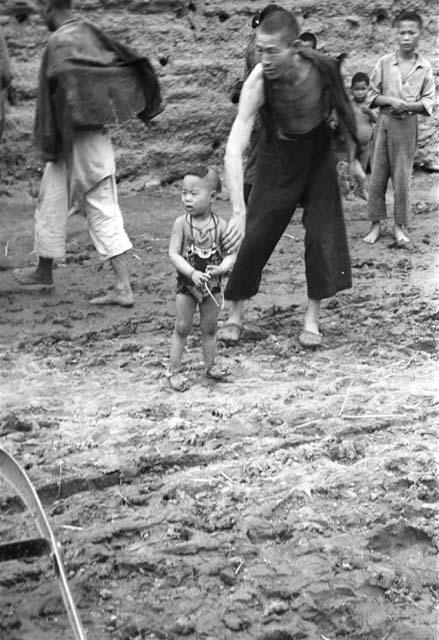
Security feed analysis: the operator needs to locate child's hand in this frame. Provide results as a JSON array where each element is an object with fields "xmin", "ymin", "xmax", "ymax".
[
  {"xmin": 191, "ymin": 270, "xmax": 210, "ymax": 287},
  {"xmin": 206, "ymin": 265, "xmax": 222, "ymax": 278},
  {"xmin": 361, "ymin": 106, "xmax": 372, "ymax": 115}
]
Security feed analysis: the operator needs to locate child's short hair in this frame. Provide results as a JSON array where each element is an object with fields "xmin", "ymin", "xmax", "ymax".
[
  {"xmin": 184, "ymin": 166, "xmax": 222, "ymax": 193},
  {"xmin": 351, "ymin": 72, "xmax": 370, "ymax": 87},
  {"xmin": 299, "ymin": 31, "xmax": 317, "ymax": 49},
  {"xmin": 395, "ymin": 10, "xmax": 423, "ymax": 29}
]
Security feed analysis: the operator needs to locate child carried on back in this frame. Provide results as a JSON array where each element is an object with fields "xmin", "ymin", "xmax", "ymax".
[{"xmin": 168, "ymin": 166, "xmax": 236, "ymax": 391}]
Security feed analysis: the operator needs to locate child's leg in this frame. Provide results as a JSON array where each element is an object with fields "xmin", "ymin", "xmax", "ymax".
[
  {"xmin": 169, "ymin": 293, "xmax": 196, "ymax": 372},
  {"xmin": 199, "ymin": 295, "xmax": 220, "ymax": 370}
]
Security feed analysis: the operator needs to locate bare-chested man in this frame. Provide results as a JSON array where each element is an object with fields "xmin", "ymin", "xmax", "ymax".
[{"xmin": 220, "ymin": 8, "xmax": 364, "ymax": 347}]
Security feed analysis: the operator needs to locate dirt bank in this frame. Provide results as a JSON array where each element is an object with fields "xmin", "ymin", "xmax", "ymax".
[{"xmin": 1, "ymin": 0, "xmax": 438, "ymax": 194}]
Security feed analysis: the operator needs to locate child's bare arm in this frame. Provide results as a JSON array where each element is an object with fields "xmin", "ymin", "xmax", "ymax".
[
  {"xmin": 207, "ymin": 252, "xmax": 236, "ymax": 278},
  {"xmin": 169, "ymin": 218, "xmax": 209, "ymax": 285}
]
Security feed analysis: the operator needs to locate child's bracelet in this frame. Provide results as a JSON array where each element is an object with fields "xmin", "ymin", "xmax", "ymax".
[{"xmin": 189, "ymin": 269, "xmax": 196, "ymax": 281}]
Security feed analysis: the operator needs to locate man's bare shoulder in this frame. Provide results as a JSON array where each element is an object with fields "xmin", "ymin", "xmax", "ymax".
[
  {"xmin": 243, "ymin": 63, "xmax": 264, "ymax": 90},
  {"xmin": 240, "ymin": 63, "xmax": 264, "ymax": 110}
]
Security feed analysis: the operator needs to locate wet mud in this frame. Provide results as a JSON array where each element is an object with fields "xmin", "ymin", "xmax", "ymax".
[{"xmin": 0, "ymin": 174, "xmax": 438, "ymax": 639}]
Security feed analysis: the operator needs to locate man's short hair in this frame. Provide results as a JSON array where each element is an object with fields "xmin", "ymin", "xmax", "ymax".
[
  {"xmin": 184, "ymin": 166, "xmax": 222, "ymax": 193},
  {"xmin": 395, "ymin": 10, "xmax": 422, "ymax": 29},
  {"xmin": 252, "ymin": 4, "xmax": 283, "ymax": 29},
  {"xmin": 258, "ymin": 9, "xmax": 300, "ymax": 44},
  {"xmin": 299, "ymin": 31, "xmax": 317, "ymax": 49},
  {"xmin": 351, "ymin": 71, "xmax": 370, "ymax": 87}
]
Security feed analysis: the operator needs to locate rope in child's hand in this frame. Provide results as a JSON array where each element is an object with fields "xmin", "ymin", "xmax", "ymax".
[{"xmin": 204, "ymin": 281, "xmax": 225, "ymax": 310}]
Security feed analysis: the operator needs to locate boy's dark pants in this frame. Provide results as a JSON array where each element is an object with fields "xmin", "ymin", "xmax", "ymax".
[{"xmin": 225, "ymin": 122, "xmax": 352, "ymax": 302}]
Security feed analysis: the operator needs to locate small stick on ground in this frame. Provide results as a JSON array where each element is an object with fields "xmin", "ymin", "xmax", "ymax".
[
  {"xmin": 291, "ymin": 419, "xmax": 321, "ymax": 431},
  {"xmin": 339, "ymin": 379, "xmax": 353, "ymax": 415},
  {"xmin": 219, "ymin": 470, "xmax": 235, "ymax": 483},
  {"xmin": 341, "ymin": 413, "xmax": 408, "ymax": 419}
]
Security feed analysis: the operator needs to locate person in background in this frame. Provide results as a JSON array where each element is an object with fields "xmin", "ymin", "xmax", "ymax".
[
  {"xmin": 363, "ymin": 10, "xmax": 435, "ymax": 245},
  {"xmin": 349, "ymin": 71, "xmax": 377, "ymax": 198},
  {"xmin": 15, "ymin": 0, "xmax": 162, "ymax": 304},
  {"xmin": 299, "ymin": 31, "xmax": 317, "ymax": 50},
  {"xmin": 0, "ymin": 26, "xmax": 12, "ymax": 141}
]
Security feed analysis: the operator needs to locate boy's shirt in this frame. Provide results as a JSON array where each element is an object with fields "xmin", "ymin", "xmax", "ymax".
[{"xmin": 367, "ymin": 52, "xmax": 435, "ymax": 117}]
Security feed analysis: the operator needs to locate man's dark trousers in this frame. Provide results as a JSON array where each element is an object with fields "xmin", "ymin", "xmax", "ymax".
[{"xmin": 225, "ymin": 121, "xmax": 352, "ymax": 301}]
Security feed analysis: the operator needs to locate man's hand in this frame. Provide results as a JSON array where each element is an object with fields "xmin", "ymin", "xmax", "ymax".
[
  {"xmin": 387, "ymin": 97, "xmax": 408, "ymax": 114},
  {"xmin": 191, "ymin": 270, "xmax": 209, "ymax": 287},
  {"xmin": 223, "ymin": 214, "xmax": 245, "ymax": 253}
]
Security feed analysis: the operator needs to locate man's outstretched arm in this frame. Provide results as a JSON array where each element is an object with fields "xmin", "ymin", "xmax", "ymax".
[{"xmin": 223, "ymin": 64, "xmax": 265, "ymax": 253}]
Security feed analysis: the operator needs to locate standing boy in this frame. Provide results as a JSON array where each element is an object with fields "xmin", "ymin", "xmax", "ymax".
[
  {"xmin": 363, "ymin": 11, "xmax": 435, "ymax": 245},
  {"xmin": 168, "ymin": 167, "xmax": 235, "ymax": 391}
]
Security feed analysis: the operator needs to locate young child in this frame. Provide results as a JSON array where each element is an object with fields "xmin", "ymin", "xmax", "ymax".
[
  {"xmin": 350, "ymin": 72, "xmax": 377, "ymax": 198},
  {"xmin": 168, "ymin": 166, "xmax": 236, "ymax": 391},
  {"xmin": 363, "ymin": 10, "xmax": 435, "ymax": 245},
  {"xmin": 299, "ymin": 31, "xmax": 317, "ymax": 50},
  {"xmin": 351, "ymin": 72, "xmax": 377, "ymax": 170}
]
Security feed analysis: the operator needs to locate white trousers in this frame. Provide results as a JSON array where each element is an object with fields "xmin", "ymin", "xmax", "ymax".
[{"xmin": 34, "ymin": 131, "xmax": 132, "ymax": 260}]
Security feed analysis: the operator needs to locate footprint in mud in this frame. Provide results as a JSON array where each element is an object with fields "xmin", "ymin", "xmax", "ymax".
[
  {"xmin": 326, "ymin": 439, "xmax": 365, "ymax": 464},
  {"xmin": 367, "ymin": 522, "xmax": 435, "ymax": 552}
]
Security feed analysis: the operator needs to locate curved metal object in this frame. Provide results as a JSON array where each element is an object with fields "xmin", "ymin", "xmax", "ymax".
[{"xmin": 0, "ymin": 446, "xmax": 87, "ymax": 640}]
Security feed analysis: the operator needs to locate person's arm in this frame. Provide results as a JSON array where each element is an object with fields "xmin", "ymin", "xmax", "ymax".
[
  {"xmin": 367, "ymin": 59, "xmax": 408, "ymax": 114},
  {"xmin": 222, "ymin": 64, "xmax": 265, "ymax": 252},
  {"xmin": 169, "ymin": 217, "xmax": 209, "ymax": 286},
  {"xmin": 206, "ymin": 252, "xmax": 236, "ymax": 277},
  {"xmin": 406, "ymin": 65, "xmax": 435, "ymax": 116},
  {"xmin": 360, "ymin": 105, "xmax": 378, "ymax": 123}
]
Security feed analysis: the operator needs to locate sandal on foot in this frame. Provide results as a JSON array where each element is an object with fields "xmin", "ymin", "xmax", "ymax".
[
  {"xmin": 166, "ymin": 371, "xmax": 189, "ymax": 392},
  {"xmin": 205, "ymin": 364, "xmax": 230, "ymax": 381},
  {"xmin": 217, "ymin": 323, "xmax": 242, "ymax": 344},
  {"xmin": 298, "ymin": 330, "xmax": 322, "ymax": 348}
]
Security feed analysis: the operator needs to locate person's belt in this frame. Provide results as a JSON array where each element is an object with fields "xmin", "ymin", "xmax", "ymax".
[
  {"xmin": 380, "ymin": 107, "xmax": 416, "ymax": 120},
  {"xmin": 277, "ymin": 119, "xmax": 326, "ymax": 141}
]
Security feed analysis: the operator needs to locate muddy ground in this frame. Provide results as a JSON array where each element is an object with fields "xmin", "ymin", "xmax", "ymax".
[{"xmin": 0, "ymin": 174, "xmax": 438, "ymax": 640}]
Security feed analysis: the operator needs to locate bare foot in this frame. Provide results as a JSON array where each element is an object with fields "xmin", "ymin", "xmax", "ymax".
[
  {"xmin": 89, "ymin": 290, "xmax": 134, "ymax": 307},
  {"xmin": 205, "ymin": 364, "xmax": 230, "ymax": 380},
  {"xmin": 363, "ymin": 223, "xmax": 381, "ymax": 244},
  {"xmin": 393, "ymin": 224, "xmax": 410, "ymax": 245},
  {"xmin": 303, "ymin": 299, "xmax": 320, "ymax": 336},
  {"xmin": 14, "ymin": 268, "xmax": 54, "ymax": 288},
  {"xmin": 167, "ymin": 371, "xmax": 189, "ymax": 392},
  {"xmin": 217, "ymin": 323, "xmax": 242, "ymax": 345}
]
